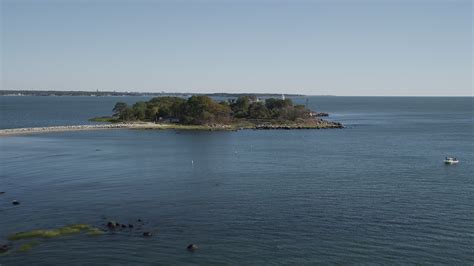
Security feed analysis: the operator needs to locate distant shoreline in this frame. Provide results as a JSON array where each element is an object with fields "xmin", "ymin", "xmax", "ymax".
[
  {"xmin": 0, "ymin": 121, "xmax": 343, "ymax": 137},
  {"xmin": 0, "ymin": 90, "xmax": 306, "ymax": 98}
]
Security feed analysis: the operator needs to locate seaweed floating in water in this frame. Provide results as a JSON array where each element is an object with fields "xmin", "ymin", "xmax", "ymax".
[
  {"xmin": 86, "ymin": 228, "xmax": 104, "ymax": 236},
  {"xmin": 18, "ymin": 241, "xmax": 39, "ymax": 252},
  {"xmin": 8, "ymin": 224, "xmax": 101, "ymax": 241},
  {"xmin": 4, "ymin": 219, "xmax": 154, "ymax": 255},
  {"xmin": 3, "ymin": 224, "xmax": 105, "ymax": 254}
]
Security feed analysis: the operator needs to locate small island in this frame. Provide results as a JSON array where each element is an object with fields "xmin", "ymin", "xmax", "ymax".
[{"xmin": 92, "ymin": 95, "xmax": 343, "ymax": 130}]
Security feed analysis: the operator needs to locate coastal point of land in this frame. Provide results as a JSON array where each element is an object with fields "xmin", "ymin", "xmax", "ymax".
[
  {"xmin": 0, "ymin": 123, "xmax": 128, "ymax": 136},
  {"xmin": 0, "ymin": 119, "xmax": 343, "ymax": 136},
  {"xmin": 0, "ymin": 95, "xmax": 345, "ymax": 136}
]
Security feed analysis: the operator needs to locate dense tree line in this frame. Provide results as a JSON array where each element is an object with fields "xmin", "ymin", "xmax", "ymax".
[{"xmin": 113, "ymin": 96, "xmax": 312, "ymax": 125}]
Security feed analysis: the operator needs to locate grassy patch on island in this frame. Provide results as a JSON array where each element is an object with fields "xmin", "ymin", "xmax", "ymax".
[{"xmin": 88, "ymin": 116, "xmax": 119, "ymax": 123}]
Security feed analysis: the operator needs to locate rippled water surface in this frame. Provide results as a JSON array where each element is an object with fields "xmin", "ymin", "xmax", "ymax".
[{"xmin": 0, "ymin": 96, "xmax": 473, "ymax": 264}]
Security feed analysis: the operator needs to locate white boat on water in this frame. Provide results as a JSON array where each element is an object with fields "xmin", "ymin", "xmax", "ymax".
[{"xmin": 444, "ymin": 157, "xmax": 459, "ymax": 164}]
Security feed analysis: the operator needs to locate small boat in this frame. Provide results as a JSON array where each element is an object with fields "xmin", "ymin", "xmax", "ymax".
[{"xmin": 444, "ymin": 157, "xmax": 459, "ymax": 164}]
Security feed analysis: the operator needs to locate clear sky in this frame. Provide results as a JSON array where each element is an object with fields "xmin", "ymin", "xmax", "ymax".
[{"xmin": 1, "ymin": 0, "xmax": 472, "ymax": 96}]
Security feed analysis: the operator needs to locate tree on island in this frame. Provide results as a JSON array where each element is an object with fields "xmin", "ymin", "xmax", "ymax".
[
  {"xmin": 112, "ymin": 102, "xmax": 128, "ymax": 116},
  {"xmin": 113, "ymin": 95, "xmax": 313, "ymax": 125}
]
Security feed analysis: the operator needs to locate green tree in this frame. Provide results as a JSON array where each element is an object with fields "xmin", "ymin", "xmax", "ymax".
[
  {"xmin": 132, "ymin": 101, "xmax": 147, "ymax": 121},
  {"xmin": 112, "ymin": 102, "xmax": 128, "ymax": 117},
  {"xmin": 231, "ymin": 96, "xmax": 251, "ymax": 117},
  {"xmin": 265, "ymin": 98, "xmax": 293, "ymax": 110},
  {"xmin": 248, "ymin": 102, "xmax": 270, "ymax": 119},
  {"xmin": 145, "ymin": 104, "xmax": 160, "ymax": 121},
  {"xmin": 183, "ymin": 96, "xmax": 231, "ymax": 124},
  {"xmin": 119, "ymin": 107, "xmax": 135, "ymax": 121}
]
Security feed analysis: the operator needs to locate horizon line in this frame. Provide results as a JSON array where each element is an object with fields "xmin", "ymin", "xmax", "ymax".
[{"xmin": 0, "ymin": 89, "xmax": 472, "ymax": 97}]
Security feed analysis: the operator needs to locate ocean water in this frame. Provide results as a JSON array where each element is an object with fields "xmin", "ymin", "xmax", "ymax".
[
  {"xmin": 0, "ymin": 96, "xmax": 473, "ymax": 265},
  {"xmin": 0, "ymin": 96, "xmax": 151, "ymax": 129}
]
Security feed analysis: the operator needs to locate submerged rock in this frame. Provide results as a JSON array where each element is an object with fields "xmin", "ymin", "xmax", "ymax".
[
  {"xmin": 142, "ymin": 232, "xmax": 152, "ymax": 237},
  {"xmin": 187, "ymin": 244, "xmax": 198, "ymax": 252},
  {"xmin": 0, "ymin": 243, "xmax": 11, "ymax": 253},
  {"xmin": 12, "ymin": 200, "xmax": 20, "ymax": 205},
  {"xmin": 314, "ymin": 112, "xmax": 329, "ymax": 117},
  {"xmin": 107, "ymin": 221, "xmax": 119, "ymax": 229}
]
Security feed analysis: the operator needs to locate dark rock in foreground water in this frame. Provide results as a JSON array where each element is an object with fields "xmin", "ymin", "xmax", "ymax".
[
  {"xmin": 142, "ymin": 232, "xmax": 152, "ymax": 237},
  {"xmin": 314, "ymin": 112, "xmax": 329, "ymax": 117},
  {"xmin": 0, "ymin": 243, "xmax": 11, "ymax": 253},
  {"xmin": 12, "ymin": 200, "xmax": 20, "ymax": 205},
  {"xmin": 187, "ymin": 244, "xmax": 198, "ymax": 251},
  {"xmin": 107, "ymin": 221, "xmax": 119, "ymax": 229}
]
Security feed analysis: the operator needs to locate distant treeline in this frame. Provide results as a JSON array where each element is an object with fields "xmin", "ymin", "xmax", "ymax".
[
  {"xmin": 113, "ymin": 95, "xmax": 313, "ymax": 125},
  {"xmin": 0, "ymin": 90, "xmax": 303, "ymax": 98}
]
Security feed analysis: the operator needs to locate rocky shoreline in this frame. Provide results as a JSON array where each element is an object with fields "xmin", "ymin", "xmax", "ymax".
[
  {"xmin": 255, "ymin": 121, "xmax": 343, "ymax": 129},
  {"xmin": 0, "ymin": 120, "xmax": 343, "ymax": 136},
  {"xmin": 0, "ymin": 124, "xmax": 131, "ymax": 136}
]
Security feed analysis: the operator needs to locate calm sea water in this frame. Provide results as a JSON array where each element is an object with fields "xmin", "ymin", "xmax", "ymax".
[{"xmin": 0, "ymin": 96, "xmax": 473, "ymax": 265}]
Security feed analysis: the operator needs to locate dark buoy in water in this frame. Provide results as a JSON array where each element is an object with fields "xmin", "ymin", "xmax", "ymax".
[
  {"xmin": 12, "ymin": 200, "xmax": 20, "ymax": 205},
  {"xmin": 143, "ymin": 232, "xmax": 152, "ymax": 237},
  {"xmin": 187, "ymin": 244, "xmax": 198, "ymax": 252}
]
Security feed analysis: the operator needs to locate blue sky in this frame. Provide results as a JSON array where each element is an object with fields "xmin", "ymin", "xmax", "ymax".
[{"xmin": 1, "ymin": 0, "xmax": 472, "ymax": 96}]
